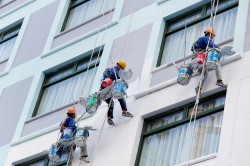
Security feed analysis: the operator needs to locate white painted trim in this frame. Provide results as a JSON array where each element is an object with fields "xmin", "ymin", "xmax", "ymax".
[
  {"xmin": 174, "ymin": 153, "xmax": 217, "ymax": 166},
  {"xmin": 12, "ymin": 150, "xmax": 49, "ymax": 165},
  {"xmin": 0, "ymin": 70, "xmax": 9, "ymax": 78},
  {"xmin": 40, "ymin": 20, "xmax": 119, "ymax": 59},
  {"xmin": 112, "ymin": 0, "xmax": 125, "ymax": 21},
  {"xmin": 157, "ymin": 0, "xmax": 168, "ymax": 5},
  {"xmin": 0, "ymin": 0, "xmax": 36, "ymax": 19},
  {"xmin": 135, "ymin": 53, "xmax": 242, "ymax": 99}
]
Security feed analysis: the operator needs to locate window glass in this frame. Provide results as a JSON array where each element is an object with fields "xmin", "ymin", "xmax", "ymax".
[
  {"xmin": 36, "ymin": 67, "xmax": 97, "ymax": 115},
  {"xmin": 25, "ymin": 159, "xmax": 45, "ymax": 166},
  {"xmin": 206, "ymin": 0, "xmax": 239, "ymax": 14},
  {"xmin": 146, "ymin": 111, "xmax": 184, "ymax": 132},
  {"xmin": 64, "ymin": 0, "xmax": 117, "ymax": 31},
  {"xmin": 139, "ymin": 111, "xmax": 223, "ymax": 166},
  {"xmin": 46, "ymin": 66, "xmax": 74, "ymax": 84},
  {"xmin": 77, "ymin": 56, "xmax": 100, "ymax": 71},
  {"xmin": 0, "ymin": 37, "xmax": 17, "ymax": 61},
  {"xmin": 3, "ymin": 27, "xmax": 20, "ymax": 40},
  {"xmin": 160, "ymin": 6, "xmax": 237, "ymax": 65}
]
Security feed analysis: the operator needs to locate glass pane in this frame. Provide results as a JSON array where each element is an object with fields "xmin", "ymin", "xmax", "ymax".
[
  {"xmin": 77, "ymin": 55, "xmax": 100, "ymax": 71},
  {"xmin": 25, "ymin": 159, "xmax": 45, "ymax": 166},
  {"xmin": 168, "ymin": 10, "xmax": 202, "ymax": 30},
  {"xmin": 3, "ymin": 26, "xmax": 20, "ymax": 40},
  {"xmin": 139, "ymin": 111, "xmax": 223, "ymax": 166},
  {"xmin": 64, "ymin": 0, "xmax": 117, "ymax": 30},
  {"xmin": 36, "ymin": 67, "xmax": 98, "ymax": 115},
  {"xmin": 146, "ymin": 111, "xmax": 184, "ymax": 132},
  {"xmin": 160, "ymin": 7, "xmax": 237, "ymax": 65},
  {"xmin": 206, "ymin": 0, "xmax": 238, "ymax": 14},
  {"xmin": 0, "ymin": 37, "xmax": 17, "ymax": 61},
  {"xmin": 188, "ymin": 95, "xmax": 225, "ymax": 116},
  {"xmin": 46, "ymin": 66, "xmax": 74, "ymax": 84}
]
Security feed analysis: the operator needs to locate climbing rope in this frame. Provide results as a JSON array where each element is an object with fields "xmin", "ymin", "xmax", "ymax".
[
  {"xmin": 177, "ymin": 0, "xmax": 219, "ymax": 164},
  {"xmin": 183, "ymin": 21, "xmax": 187, "ymax": 65}
]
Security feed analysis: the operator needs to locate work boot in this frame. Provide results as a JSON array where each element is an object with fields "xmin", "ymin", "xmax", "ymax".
[
  {"xmin": 216, "ymin": 80, "xmax": 227, "ymax": 87},
  {"xmin": 107, "ymin": 119, "xmax": 114, "ymax": 125},
  {"xmin": 79, "ymin": 156, "xmax": 90, "ymax": 163},
  {"xmin": 122, "ymin": 111, "xmax": 133, "ymax": 117}
]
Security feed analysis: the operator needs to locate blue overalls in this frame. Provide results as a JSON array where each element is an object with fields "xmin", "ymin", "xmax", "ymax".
[
  {"xmin": 59, "ymin": 116, "xmax": 77, "ymax": 139},
  {"xmin": 191, "ymin": 36, "xmax": 219, "ymax": 51},
  {"xmin": 101, "ymin": 66, "xmax": 127, "ymax": 119}
]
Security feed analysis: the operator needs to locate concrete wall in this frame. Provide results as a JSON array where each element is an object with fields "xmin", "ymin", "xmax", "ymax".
[
  {"xmin": 0, "ymin": 76, "xmax": 33, "ymax": 147},
  {"xmin": 11, "ymin": 0, "xmax": 59, "ymax": 68},
  {"xmin": 0, "ymin": 61, "xmax": 7, "ymax": 73},
  {"xmin": 0, "ymin": 0, "xmax": 29, "ymax": 15}
]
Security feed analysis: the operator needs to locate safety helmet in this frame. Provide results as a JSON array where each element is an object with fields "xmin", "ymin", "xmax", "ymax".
[
  {"xmin": 117, "ymin": 60, "xmax": 126, "ymax": 69},
  {"xmin": 67, "ymin": 107, "xmax": 75, "ymax": 114},
  {"xmin": 204, "ymin": 27, "xmax": 216, "ymax": 36}
]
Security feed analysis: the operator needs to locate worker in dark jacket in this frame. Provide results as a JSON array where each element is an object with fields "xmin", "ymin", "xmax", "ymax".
[
  {"xmin": 101, "ymin": 61, "xmax": 133, "ymax": 125},
  {"xmin": 191, "ymin": 27, "xmax": 227, "ymax": 94}
]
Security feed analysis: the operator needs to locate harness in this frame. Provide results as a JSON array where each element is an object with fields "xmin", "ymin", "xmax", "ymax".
[{"xmin": 60, "ymin": 117, "xmax": 70, "ymax": 135}]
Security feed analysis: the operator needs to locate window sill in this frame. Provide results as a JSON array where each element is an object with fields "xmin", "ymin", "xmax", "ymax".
[
  {"xmin": 174, "ymin": 153, "xmax": 217, "ymax": 166},
  {"xmin": 0, "ymin": 0, "xmax": 16, "ymax": 9},
  {"xmin": 157, "ymin": 0, "xmax": 168, "ymax": 5},
  {"xmin": 0, "ymin": 0, "xmax": 36, "ymax": 19},
  {"xmin": 40, "ymin": 20, "xmax": 119, "ymax": 59},
  {"xmin": 135, "ymin": 52, "xmax": 242, "ymax": 99},
  {"xmin": 12, "ymin": 151, "xmax": 48, "ymax": 165},
  {"xmin": 55, "ymin": 8, "xmax": 115, "ymax": 39},
  {"xmin": 152, "ymin": 38, "xmax": 234, "ymax": 74}
]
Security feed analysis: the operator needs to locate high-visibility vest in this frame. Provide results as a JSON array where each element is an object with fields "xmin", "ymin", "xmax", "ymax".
[{"xmin": 60, "ymin": 117, "xmax": 69, "ymax": 135}]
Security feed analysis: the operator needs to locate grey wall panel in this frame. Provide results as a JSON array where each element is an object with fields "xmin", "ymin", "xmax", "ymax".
[
  {"xmin": 0, "ymin": 76, "xmax": 33, "ymax": 146},
  {"xmin": 244, "ymin": 1, "xmax": 250, "ymax": 51},
  {"xmin": 0, "ymin": 61, "xmax": 7, "ymax": 73},
  {"xmin": 120, "ymin": 0, "xmax": 156, "ymax": 18},
  {"xmin": 51, "ymin": 12, "xmax": 114, "ymax": 49},
  {"xmin": 108, "ymin": 24, "xmax": 153, "ymax": 83},
  {"xmin": 11, "ymin": 0, "xmax": 60, "ymax": 68},
  {"xmin": 0, "ymin": 0, "xmax": 29, "ymax": 15},
  {"xmin": 21, "ymin": 103, "xmax": 86, "ymax": 137}
]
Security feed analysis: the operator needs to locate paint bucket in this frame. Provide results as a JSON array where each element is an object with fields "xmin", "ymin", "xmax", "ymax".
[
  {"xmin": 74, "ymin": 129, "xmax": 89, "ymax": 147},
  {"xmin": 63, "ymin": 128, "xmax": 73, "ymax": 139},
  {"xmin": 49, "ymin": 143, "xmax": 62, "ymax": 163},
  {"xmin": 112, "ymin": 80, "xmax": 128, "ymax": 99},
  {"xmin": 177, "ymin": 66, "xmax": 193, "ymax": 86},
  {"xmin": 86, "ymin": 97, "xmax": 101, "ymax": 115},
  {"xmin": 206, "ymin": 48, "xmax": 222, "ymax": 70},
  {"xmin": 101, "ymin": 78, "xmax": 113, "ymax": 88},
  {"xmin": 197, "ymin": 52, "xmax": 206, "ymax": 64}
]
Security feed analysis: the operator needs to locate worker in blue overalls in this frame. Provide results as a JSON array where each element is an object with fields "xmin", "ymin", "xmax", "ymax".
[
  {"xmin": 101, "ymin": 61, "xmax": 133, "ymax": 125},
  {"xmin": 191, "ymin": 27, "xmax": 227, "ymax": 93}
]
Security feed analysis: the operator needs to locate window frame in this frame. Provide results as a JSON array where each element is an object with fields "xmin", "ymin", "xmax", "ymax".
[
  {"xmin": 17, "ymin": 155, "xmax": 68, "ymax": 166},
  {"xmin": 61, "ymin": 0, "xmax": 92, "ymax": 32},
  {"xmin": 0, "ymin": 24, "xmax": 21, "ymax": 62},
  {"xmin": 135, "ymin": 91, "xmax": 226, "ymax": 166},
  {"xmin": 156, "ymin": 0, "xmax": 239, "ymax": 67},
  {"xmin": 32, "ymin": 52, "xmax": 101, "ymax": 117}
]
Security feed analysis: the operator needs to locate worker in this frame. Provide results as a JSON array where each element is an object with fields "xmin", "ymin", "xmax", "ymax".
[
  {"xmin": 191, "ymin": 27, "xmax": 227, "ymax": 93},
  {"xmin": 100, "ymin": 60, "xmax": 133, "ymax": 125}
]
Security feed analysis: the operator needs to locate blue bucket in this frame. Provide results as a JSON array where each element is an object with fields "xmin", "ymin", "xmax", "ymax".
[
  {"xmin": 206, "ymin": 48, "xmax": 222, "ymax": 70},
  {"xmin": 49, "ymin": 144, "xmax": 62, "ymax": 163},
  {"xmin": 63, "ymin": 128, "xmax": 72, "ymax": 139},
  {"xmin": 177, "ymin": 67, "xmax": 193, "ymax": 86},
  {"xmin": 112, "ymin": 80, "xmax": 128, "ymax": 99},
  {"xmin": 74, "ymin": 129, "xmax": 89, "ymax": 147}
]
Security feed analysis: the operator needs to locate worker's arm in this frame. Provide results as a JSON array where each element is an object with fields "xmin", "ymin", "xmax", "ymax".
[
  {"xmin": 203, "ymin": 37, "xmax": 220, "ymax": 49},
  {"xmin": 68, "ymin": 118, "xmax": 77, "ymax": 130}
]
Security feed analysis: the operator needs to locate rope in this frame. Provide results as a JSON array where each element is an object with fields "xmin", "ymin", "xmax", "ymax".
[
  {"xmin": 86, "ymin": 0, "xmax": 117, "ymax": 95},
  {"xmin": 184, "ymin": 21, "xmax": 187, "ymax": 65},
  {"xmin": 79, "ymin": 0, "xmax": 111, "ymax": 97},
  {"xmin": 89, "ymin": 97, "xmax": 114, "ymax": 166},
  {"xmin": 118, "ymin": 0, "xmax": 140, "ymax": 61},
  {"xmin": 177, "ymin": 0, "xmax": 219, "ymax": 164}
]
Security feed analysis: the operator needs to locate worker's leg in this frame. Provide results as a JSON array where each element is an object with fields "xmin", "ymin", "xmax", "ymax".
[
  {"xmin": 195, "ymin": 68, "xmax": 208, "ymax": 94},
  {"xmin": 119, "ymin": 97, "xmax": 133, "ymax": 117},
  {"xmin": 215, "ymin": 63, "xmax": 227, "ymax": 87},
  {"xmin": 105, "ymin": 98, "xmax": 115, "ymax": 125},
  {"xmin": 80, "ymin": 144, "xmax": 88, "ymax": 158}
]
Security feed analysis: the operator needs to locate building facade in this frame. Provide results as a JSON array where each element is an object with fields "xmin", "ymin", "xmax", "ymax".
[{"xmin": 0, "ymin": 0, "xmax": 250, "ymax": 165}]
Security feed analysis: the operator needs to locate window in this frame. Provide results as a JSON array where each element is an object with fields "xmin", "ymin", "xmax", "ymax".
[
  {"xmin": 62, "ymin": 0, "xmax": 117, "ymax": 31},
  {"xmin": 157, "ymin": 0, "xmax": 238, "ymax": 66},
  {"xmin": 0, "ymin": 24, "xmax": 21, "ymax": 63},
  {"xmin": 0, "ymin": 0, "xmax": 12, "ymax": 6},
  {"xmin": 136, "ymin": 92, "xmax": 226, "ymax": 166},
  {"xmin": 33, "ymin": 54, "xmax": 100, "ymax": 117},
  {"xmin": 17, "ymin": 153, "xmax": 69, "ymax": 166}
]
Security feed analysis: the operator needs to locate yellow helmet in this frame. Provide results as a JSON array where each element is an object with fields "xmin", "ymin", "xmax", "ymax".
[
  {"xmin": 117, "ymin": 60, "xmax": 126, "ymax": 69},
  {"xmin": 204, "ymin": 27, "xmax": 216, "ymax": 36},
  {"xmin": 67, "ymin": 107, "xmax": 75, "ymax": 114}
]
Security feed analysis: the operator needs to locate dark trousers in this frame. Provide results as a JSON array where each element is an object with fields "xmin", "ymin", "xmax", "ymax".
[{"xmin": 105, "ymin": 97, "xmax": 127, "ymax": 119}]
